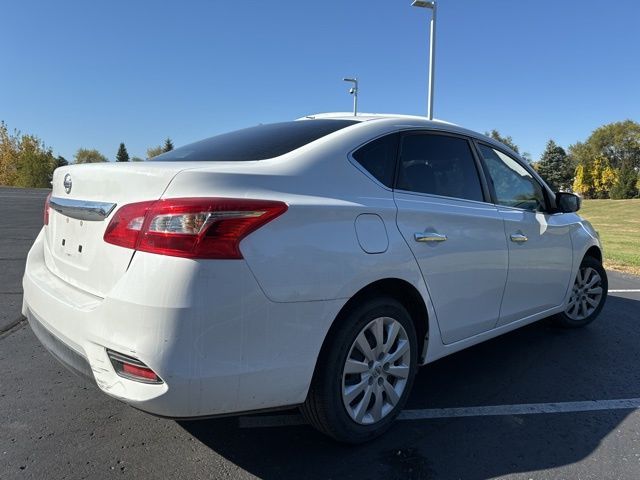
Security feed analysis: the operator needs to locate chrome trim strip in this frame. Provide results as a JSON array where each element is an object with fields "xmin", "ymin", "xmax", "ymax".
[{"xmin": 49, "ymin": 197, "xmax": 117, "ymax": 221}]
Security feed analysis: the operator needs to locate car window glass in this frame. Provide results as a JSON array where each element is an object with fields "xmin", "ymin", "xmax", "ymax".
[
  {"xmin": 396, "ymin": 134, "xmax": 484, "ymax": 202},
  {"xmin": 352, "ymin": 133, "xmax": 399, "ymax": 188},
  {"xmin": 152, "ymin": 120, "xmax": 358, "ymax": 162},
  {"xmin": 478, "ymin": 144, "xmax": 546, "ymax": 211}
]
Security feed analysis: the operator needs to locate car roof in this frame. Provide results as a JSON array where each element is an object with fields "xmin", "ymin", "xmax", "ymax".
[
  {"xmin": 299, "ymin": 111, "xmax": 457, "ymax": 125},
  {"xmin": 299, "ymin": 112, "xmax": 522, "ymax": 159}
]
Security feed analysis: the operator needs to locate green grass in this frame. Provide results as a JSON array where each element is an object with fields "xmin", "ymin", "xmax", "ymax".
[{"xmin": 579, "ymin": 199, "xmax": 640, "ymax": 275}]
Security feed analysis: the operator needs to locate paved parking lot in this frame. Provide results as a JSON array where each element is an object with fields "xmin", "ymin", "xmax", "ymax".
[{"xmin": 2, "ymin": 186, "xmax": 640, "ymax": 479}]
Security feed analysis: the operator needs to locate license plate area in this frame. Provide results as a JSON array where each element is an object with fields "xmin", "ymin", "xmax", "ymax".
[{"xmin": 51, "ymin": 212, "xmax": 97, "ymax": 265}]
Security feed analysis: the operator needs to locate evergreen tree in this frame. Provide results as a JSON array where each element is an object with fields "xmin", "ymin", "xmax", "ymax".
[
  {"xmin": 485, "ymin": 129, "xmax": 520, "ymax": 153},
  {"xmin": 536, "ymin": 140, "xmax": 573, "ymax": 190},
  {"xmin": 116, "ymin": 142, "xmax": 129, "ymax": 162},
  {"xmin": 610, "ymin": 161, "xmax": 639, "ymax": 199},
  {"xmin": 163, "ymin": 138, "xmax": 174, "ymax": 152}
]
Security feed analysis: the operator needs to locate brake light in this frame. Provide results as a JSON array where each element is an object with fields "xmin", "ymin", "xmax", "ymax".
[
  {"xmin": 104, "ymin": 198, "xmax": 287, "ymax": 259},
  {"xmin": 103, "ymin": 200, "xmax": 155, "ymax": 249},
  {"xmin": 44, "ymin": 192, "xmax": 52, "ymax": 225}
]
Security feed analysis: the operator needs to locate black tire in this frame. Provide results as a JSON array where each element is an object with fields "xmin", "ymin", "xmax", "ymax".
[
  {"xmin": 301, "ymin": 296, "xmax": 418, "ymax": 443},
  {"xmin": 551, "ymin": 255, "xmax": 608, "ymax": 328}
]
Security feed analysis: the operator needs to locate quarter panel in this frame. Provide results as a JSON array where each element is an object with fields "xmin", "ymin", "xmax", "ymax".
[{"xmin": 241, "ymin": 196, "xmax": 422, "ymax": 302}]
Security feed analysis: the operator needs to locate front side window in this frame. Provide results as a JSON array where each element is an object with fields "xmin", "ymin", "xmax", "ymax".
[
  {"xmin": 477, "ymin": 144, "xmax": 546, "ymax": 211},
  {"xmin": 396, "ymin": 134, "xmax": 484, "ymax": 202},
  {"xmin": 352, "ymin": 133, "xmax": 399, "ymax": 188},
  {"xmin": 152, "ymin": 120, "xmax": 357, "ymax": 162}
]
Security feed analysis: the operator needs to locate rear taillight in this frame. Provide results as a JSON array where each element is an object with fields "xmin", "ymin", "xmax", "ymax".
[
  {"xmin": 103, "ymin": 200, "xmax": 155, "ymax": 249},
  {"xmin": 103, "ymin": 197, "xmax": 287, "ymax": 259},
  {"xmin": 44, "ymin": 192, "xmax": 52, "ymax": 225}
]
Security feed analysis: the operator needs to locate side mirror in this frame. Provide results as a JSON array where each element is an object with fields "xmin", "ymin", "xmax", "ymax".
[{"xmin": 555, "ymin": 192, "xmax": 581, "ymax": 213}]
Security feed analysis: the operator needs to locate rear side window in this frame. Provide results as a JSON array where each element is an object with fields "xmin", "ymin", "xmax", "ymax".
[
  {"xmin": 152, "ymin": 120, "xmax": 358, "ymax": 162},
  {"xmin": 396, "ymin": 134, "xmax": 484, "ymax": 202},
  {"xmin": 352, "ymin": 133, "xmax": 399, "ymax": 188}
]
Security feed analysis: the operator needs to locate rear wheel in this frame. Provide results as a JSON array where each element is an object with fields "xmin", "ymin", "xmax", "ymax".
[
  {"xmin": 302, "ymin": 297, "xmax": 418, "ymax": 443},
  {"xmin": 552, "ymin": 256, "xmax": 608, "ymax": 328}
]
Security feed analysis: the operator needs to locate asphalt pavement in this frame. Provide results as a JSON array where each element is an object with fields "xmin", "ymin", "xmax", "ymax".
[{"xmin": 2, "ymin": 186, "xmax": 640, "ymax": 480}]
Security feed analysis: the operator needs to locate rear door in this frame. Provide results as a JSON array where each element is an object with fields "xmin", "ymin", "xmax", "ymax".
[
  {"xmin": 394, "ymin": 132, "xmax": 509, "ymax": 344},
  {"xmin": 475, "ymin": 143, "xmax": 573, "ymax": 326}
]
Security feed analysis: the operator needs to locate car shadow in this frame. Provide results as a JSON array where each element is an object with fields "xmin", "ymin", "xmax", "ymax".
[{"xmin": 179, "ymin": 295, "xmax": 640, "ymax": 479}]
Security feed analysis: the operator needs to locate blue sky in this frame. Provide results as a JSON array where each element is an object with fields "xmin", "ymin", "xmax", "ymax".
[{"xmin": 1, "ymin": 0, "xmax": 638, "ymax": 162}]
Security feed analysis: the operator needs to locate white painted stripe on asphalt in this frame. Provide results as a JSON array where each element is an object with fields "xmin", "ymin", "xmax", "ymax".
[
  {"xmin": 238, "ymin": 398, "xmax": 640, "ymax": 428},
  {"xmin": 609, "ymin": 289, "xmax": 640, "ymax": 293},
  {"xmin": 0, "ymin": 194, "xmax": 50, "ymax": 199}
]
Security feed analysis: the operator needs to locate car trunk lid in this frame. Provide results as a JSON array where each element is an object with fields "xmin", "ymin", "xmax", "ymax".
[{"xmin": 44, "ymin": 162, "xmax": 197, "ymax": 297}]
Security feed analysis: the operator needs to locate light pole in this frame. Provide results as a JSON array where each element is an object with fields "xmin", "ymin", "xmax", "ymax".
[
  {"xmin": 343, "ymin": 77, "xmax": 358, "ymax": 116},
  {"xmin": 412, "ymin": 0, "xmax": 437, "ymax": 120}
]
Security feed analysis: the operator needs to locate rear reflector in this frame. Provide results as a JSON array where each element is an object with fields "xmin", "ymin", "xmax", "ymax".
[
  {"xmin": 107, "ymin": 350, "xmax": 163, "ymax": 384},
  {"xmin": 104, "ymin": 197, "xmax": 287, "ymax": 259},
  {"xmin": 44, "ymin": 192, "xmax": 52, "ymax": 226}
]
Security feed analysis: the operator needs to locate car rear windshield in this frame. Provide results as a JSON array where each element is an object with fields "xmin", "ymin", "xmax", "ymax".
[{"xmin": 152, "ymin": 119, "xmax": 358, "ymax": 162}]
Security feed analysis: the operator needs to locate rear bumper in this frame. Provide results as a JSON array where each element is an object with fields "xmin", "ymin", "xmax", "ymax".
[
  {"xmin": 27, "ymin": 308, "xmax": 94, "ymax": 382},
  {"xmin": 23, "ymin": 229, "xmax": 343, "ymax": 418}
]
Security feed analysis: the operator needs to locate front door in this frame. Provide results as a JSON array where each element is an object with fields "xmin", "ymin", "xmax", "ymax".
[{"xmin": 476, "ymin": 143, "xmax": 573, "ymax": 326}]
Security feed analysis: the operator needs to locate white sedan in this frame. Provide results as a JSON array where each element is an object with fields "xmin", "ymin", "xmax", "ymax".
[{"xmin": 23, "ymin": 113, "xmax": 607, "ymax": 442}]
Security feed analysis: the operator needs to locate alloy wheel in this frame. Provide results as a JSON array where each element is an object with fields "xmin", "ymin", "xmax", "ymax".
[
  {"xmin": 565, "ymin": 266, "xmax": 603, "ymax": 320},
  {"xmin": 341, "ymin": 316, "xmax": 411, "ymax": 425}
]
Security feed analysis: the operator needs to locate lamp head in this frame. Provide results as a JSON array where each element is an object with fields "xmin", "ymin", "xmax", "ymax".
[{"xmin": 412, "ymin": 0, "xmax": 435, "ymax": 8}]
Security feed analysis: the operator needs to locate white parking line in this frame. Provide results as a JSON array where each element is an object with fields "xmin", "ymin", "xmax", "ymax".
[
  {"xmin": 609, "ymin": 289, "xmax": 640, "ymax": 293},
  {"xmin": 238, "ymin": 398, "xmax": 640, "ymax": 428}
]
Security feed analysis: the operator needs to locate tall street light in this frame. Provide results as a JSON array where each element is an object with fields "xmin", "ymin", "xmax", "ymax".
[
  {"xmin": 412, "ymin": 0, "xmax": 437, "ymax": 120},
  {"xmin": 343, "ymin": 77, "xmax": 359, "ymax": 116}
]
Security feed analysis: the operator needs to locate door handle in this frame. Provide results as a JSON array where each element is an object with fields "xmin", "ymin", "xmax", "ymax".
[
  {"xmin": 414, "ymin": 232, "xmax": 448, "ymax": 243},
  {"xmin": 510, "ymin": 233, "xmax": 528, "ymax": 243}
]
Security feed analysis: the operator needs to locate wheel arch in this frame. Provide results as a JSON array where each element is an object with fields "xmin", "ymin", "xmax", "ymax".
[
  {"xmin": 584, "ymin": 245, "xmax": 603, "ymax": 263},
  {"xmin": 311, "ymin": 278, "xmax": 430, "ymax": 384}
]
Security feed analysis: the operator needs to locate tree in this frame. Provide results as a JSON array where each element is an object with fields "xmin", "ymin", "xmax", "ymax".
[
  {"xmin": 535, "ymin": 140, "xmax": 574, "ymax": 190},
  {"xmin": 131, "ymin": 156, "xmax": 144, "ymax": 162},
  {"xmin": 570, "ymin": 120, "xmax": 640, "ymax": 170},
  {"xmin": 14, "ymin": 135, "xmax": 56, "ymax": 188},
  {"xmin": 0, "ymin": 121, "xmax": 20, "ymax": 185},
  {"xmin": 116, "ymin": 142, "xmax": 130, "ymax": 162},
  {"xmin": 586, "ymin": 156, "xmax": 617, "ymax": 199},
  {"xmin": 55, "ymin": 156, "xmax": 68, "ymax": 169},
  {"xmin": 163, "ymin": 138, "xmax": 174, "ymax": 152},
  {"xmin": 0, "ymin": 121, "xmax": 56, "ymax": 188},
  {"xmin": 485, "ymin": 129, "xmax": 520, "ymax": 153},
  {"xmin": 146, "ymin": 145, "xmax": 164, "ymax": 159},
  {"xmin": 75, "ymin": 148, "xmax": 108, "ymax": 164},
  {"xmin": 610, "ymin": 161, "xmax": 639, "ymax": 199},
  {"xmin": 572, "ymin": 163, "xmax": 593, "ymax": 198}
]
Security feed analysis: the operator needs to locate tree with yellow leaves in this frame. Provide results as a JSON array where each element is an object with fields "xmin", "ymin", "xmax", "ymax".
[
  {"xmin": 0, "ymin": 121, "xmax": 55, "ymax": 188},
  {"xmin": 573, "ymin": 157, "xmax": 618, "ymax": 199},
  {"xmin": 592, "ymin": 156, "xmax": 618, "ymax": 198}
]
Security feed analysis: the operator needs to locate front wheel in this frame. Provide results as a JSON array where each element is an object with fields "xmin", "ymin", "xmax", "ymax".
[
  {"xmin": 552, "ymin": 256, "xmax": 608, "ymax": 328},
  {"xmin": 301, "ymin": 297, "xmax": 418, "ymax": 443}
]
